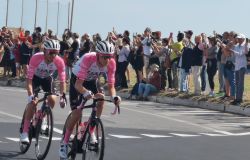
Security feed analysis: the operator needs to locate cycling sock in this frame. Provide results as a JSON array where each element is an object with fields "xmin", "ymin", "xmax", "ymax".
[
  {"xmin": 89, "ymin": 126, "xmax": 96, "ymax": 134},
  {"xmin": 23, "ymin": 119, "xmax": 30, "ymax": 133},
  {"xmin": 63, "ymin": 129, "xmax": 72, "ymax": 144}
]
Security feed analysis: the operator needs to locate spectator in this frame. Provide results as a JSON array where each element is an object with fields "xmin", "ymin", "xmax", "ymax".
[
  {"xmin": 138, "ymin": 64, "xmax": 161, "ymax": 101},
  {"xmin": 217, "ymin": 32, "xmax": 229, "ymax": 93},
  {"xmin": 13, "ymin": 38, "xmax": 21, "ymax": 78},
  {"xmin": 183, "ymin": 30, "xmax": 195, "ymax": 49},
  {"xmin": 153, "ymin": 37, "xmax": 170, "ymax": 90},
  {"xmin": 20, "ymin": 30, "xmax": 32, "ymax": 78},
  {"xmin": 200, "ymin": 33, "xmax": 209, "ymax": 94},
  {"xmin": 32, "ymin": 27, "xmax": 42, "ymax": 53},
  {"xmin": 141, "ymin": 27, "xmax": 153, "ymax": 78},
  {"xmin": 179, "ymin": 47, "xmax": 193, "ymax": 92},
  {"xmin": 205, "ymin": 36, "xmax": 219, "ymax": 96},
  {"xmin": 64, "ymin": 32, "xmax": 80, "ymax": 80},
  {"xmin": 79, "ymin": 33, "xmax": 93, "ymax": 57},
  {"xmin": 191, "ymin": 35, "xmax": 204, "ymax": 95},
  {"xmin": 169, "ymin": 32, "xmax": 184, "ymax": 90},
  {"xmin": 116, "ymin": 37, "xmax": 130, "ymax": 89},
  {"xmin": 230, "ymin": 33, "xmax": 249, "ymax": 105},
  {"xmin": 132, "ymin": 34, "xmax": 144, "ymax": 83}
]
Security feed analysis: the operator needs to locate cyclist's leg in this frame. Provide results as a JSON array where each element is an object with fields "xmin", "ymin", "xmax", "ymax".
[
  {"xmin": 21, "ymin": 76, "xmax": 40, "ymax": 142},
  {"xmin": 94, "ymin": 93, "xmax": 105, "ymax": 118},
  {"xmin": 62, "ymin": 74, "xmax": 82, "ymax": 144}
]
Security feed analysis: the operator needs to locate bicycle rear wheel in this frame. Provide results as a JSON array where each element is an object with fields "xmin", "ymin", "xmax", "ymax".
[
  {"xmin": 19, "ymin": 109, "xmax": 33, "ymax": 154},
  {"xmin": 35, "ymin": 107, "xmax": 54, "ymax": 160},
  {"xmin": 82, "ymin": 118, "xmax": 105, "ymax": 160}
]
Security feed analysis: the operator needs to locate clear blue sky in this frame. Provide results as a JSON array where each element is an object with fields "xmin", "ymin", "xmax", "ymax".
[{"xmin": 0, "ymin": 0, "xmax": 249, "ymax": 39}]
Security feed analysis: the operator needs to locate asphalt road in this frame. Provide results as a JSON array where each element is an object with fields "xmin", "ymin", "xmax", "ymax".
[{"xmin": 1, "ymin": 86, "xmax": 250, "ymax": 160}]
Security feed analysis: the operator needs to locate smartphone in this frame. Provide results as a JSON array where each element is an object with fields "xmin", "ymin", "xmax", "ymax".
[{"xmin": 246, "ymin": 38, "xmax": 249, "ymax": 43}]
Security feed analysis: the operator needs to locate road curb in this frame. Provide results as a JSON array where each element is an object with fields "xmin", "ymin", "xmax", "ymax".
[
  {"xmin": 117, "ymin": 91, "xmax": 250, "ymax": 117},
  {"xmin": 1, "ymin": 79, "xmax": 250, "ymax": 117}
]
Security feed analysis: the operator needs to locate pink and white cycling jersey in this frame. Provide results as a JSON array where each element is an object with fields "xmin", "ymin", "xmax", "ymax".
[
  {"xmin": 72, "ymin": 52, "xmax": 116, "ymax": 85},
  {"xmin": 27, "ymin": 52, "xmax": 66, "ymax": 82}
]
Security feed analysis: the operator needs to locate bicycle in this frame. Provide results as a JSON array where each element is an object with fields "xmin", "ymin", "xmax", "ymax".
[
  {"xmin": 60, "ymin": 97, "xmax": 120, "ymax": 160},
  {"xmin": 19, "ymin": 92, "xmax": 58, "ymax": 160}
]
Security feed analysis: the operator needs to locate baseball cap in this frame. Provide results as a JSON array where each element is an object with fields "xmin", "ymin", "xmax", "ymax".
[
  {"xmin": 184, "ymin": 30, "xmax": 193, "ymax": 36},
  {"xmin": 144, "ymin": 27, "xmax": 151, "ymax": 33},
  {"xmin": 236, "ymin": 33, "xmax": 246, "ymax": 39}
]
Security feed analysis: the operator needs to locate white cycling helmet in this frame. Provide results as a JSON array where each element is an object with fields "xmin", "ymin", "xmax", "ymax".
[
  {"xmin": 43, "ymin": 39, "xmax": 60, "ymax": 51},
  {"xmin": 95, "ymin": 41, "xmax": 114, "ymax": 56}
]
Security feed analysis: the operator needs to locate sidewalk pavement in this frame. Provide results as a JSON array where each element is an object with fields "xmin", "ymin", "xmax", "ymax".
[{"xmin": 1, "ymin": 77, "xmax": 250, "ymax": 117}]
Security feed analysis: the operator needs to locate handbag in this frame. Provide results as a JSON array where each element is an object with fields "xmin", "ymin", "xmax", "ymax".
[{"xmin": 225, "ymin": 61, "xmax": 235, "ymax": 70}]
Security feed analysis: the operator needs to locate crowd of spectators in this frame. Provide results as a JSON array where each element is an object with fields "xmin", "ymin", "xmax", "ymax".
[{"xmin": 0, "ymin": 26, "xmax": 249, "ymax": 105}]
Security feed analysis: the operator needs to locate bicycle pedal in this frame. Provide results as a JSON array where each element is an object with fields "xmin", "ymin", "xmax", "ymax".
[{"xmin": 88, "ymin": 143, "xmax": 98, "ymax": 152}]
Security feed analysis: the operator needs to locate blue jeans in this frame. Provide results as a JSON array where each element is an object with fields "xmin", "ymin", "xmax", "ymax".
[
  {"xmin": 235, "ymin": 67, "xmax": 246, "ymax": 101},
  {"xmin": 138, "ymin": 83, "xmax": 158, "ymax": 98},
  {"xmin": 224, "ymin": 68, "xmax": 235, "ymax": 97},
  {"xmin": 179, "ymin": 68, "xmax": 189, "ymax": 92}
]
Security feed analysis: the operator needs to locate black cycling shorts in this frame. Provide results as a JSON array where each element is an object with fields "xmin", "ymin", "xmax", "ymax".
[
  {"xmin": 32, "ymin": 75, "xmax": 55, "ymax": 96},
  {"xmin": 69, "ymin": 73, "xmax": 98, "ymax": 110}
]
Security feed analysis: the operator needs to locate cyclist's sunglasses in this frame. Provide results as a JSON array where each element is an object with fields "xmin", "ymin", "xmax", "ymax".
[
  {"xmin": 46, "ymin": 50, "xmax": 58, "ymax": 56},
  {"xmin": 101, "ymin": 56, "xmax": 112, "ymax": 60}
]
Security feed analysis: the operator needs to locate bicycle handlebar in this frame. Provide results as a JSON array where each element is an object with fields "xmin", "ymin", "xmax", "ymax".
[
  {"xmin": 35, "ymin": 92, "xmax": 59, "ymax": 104},
  {"xmin": 77, "ymin": 97, "xmax": 120, "ymax": 114}
]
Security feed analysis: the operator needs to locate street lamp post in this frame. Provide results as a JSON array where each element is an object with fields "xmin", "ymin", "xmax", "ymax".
[
  {"xmin": 56, "ymin": 1, "xmax": 60, "ymax": 35},
  {"xmin": 68, "ymin": 1, "xmax": 70, "ymax": 30},
  {"xmin": 45, "ymin": 0, "xmax": 48, "ymax": 32},
  {"xmin": 21, "ymin": 0, "xmax": 24, "ymax": 27},
  {"xmin": 70, "ymin": 0, "xmax": 74, "ymax": 31},
  {"xmin": 6, "ymin": 0, "xmax": 9, "ymax": 26},
  {"xmin": 34, "ymin": 0, "xmax": 38, "ymax": 29}
]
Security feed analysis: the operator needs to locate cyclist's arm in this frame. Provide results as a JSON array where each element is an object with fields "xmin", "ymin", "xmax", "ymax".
[
  {"xmin": 55, "ymin": 56, "xmax": 66, "ymax": 95},
  {"xmin": 75, "ymin": 79, "xmax": 88, "ymax": 94},
  {"xmin": 59, "ymin": 82, "xmax": 66, "ymax": 95},
  {"xmin": 107, "ymin": 59, "xmax": 116, "ymax": 97},
  {"xmin": 108, "ymin": 84, "xmax": 116, "ymax": 97},
  {"xmin": 26, "ymin": 78, "xmax": 33, "ymax": 96}
]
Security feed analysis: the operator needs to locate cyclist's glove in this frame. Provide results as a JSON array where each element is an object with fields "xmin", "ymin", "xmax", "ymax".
[
  {"xmin": 111, "ymin": 96, "xmax": 121, "ymax": 115},
  {"xmin": 28, "ymin": 95, "xmax": 34, "ymax": 103},
  {"xmin": 112, "ymin": 95, "xmax": 121, "ymax": 105},
  {"xmin": 83, "ymin": 90, "xmax": 93, "ymax": 100},
  {"xmin": 59, "ymin": 92, "xmax": 67, "ymax": 108}
]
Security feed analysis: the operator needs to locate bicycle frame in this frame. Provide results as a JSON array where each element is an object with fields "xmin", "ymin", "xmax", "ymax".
[{"xmin": 66, "ymin": 97, "xmax": 120, "ymax": 159}]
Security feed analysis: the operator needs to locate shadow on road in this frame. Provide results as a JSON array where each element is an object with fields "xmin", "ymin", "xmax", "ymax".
[{"xmin": 0, "ymin": 150, "xmax": 35, "ymax": 160}]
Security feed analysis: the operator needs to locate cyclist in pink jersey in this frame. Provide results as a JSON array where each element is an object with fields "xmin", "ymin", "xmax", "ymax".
[
  {"xmin": 59, "ymin": 40, "xmax": 121, "ymax": 159},
  {"xmin": 20, "ymin": 39, "xmax": 67, "ymax": 143}
]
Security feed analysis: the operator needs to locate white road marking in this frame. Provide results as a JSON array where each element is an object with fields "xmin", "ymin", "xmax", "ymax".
[
  {"xmin": 200, "ymin": 133, "xmax": 227, "ymax": 136},
  {"xmin": 213, "ymin": 130, "xmax": 235, "ymax": 136},
  {"xmin": 0, "ymin": 87, "xmax": 26, "ymax": 92},
  {"xmin": 141, "ymin": 134, "xmax": 172, "ymax": 138},
  {"xmin": 0, "ymin": 140, "xmax": 7, "ymax": 143},
  {"xmin": 6, "ymin": 137, "xmax": 38, "ymax": 142},
  {"xmin": 0, "ymin": 111, "xmax": 22, "ymax": 120},
  {"xmin": 122, "ymin": 106, "xmax": 221, "ymax": 132},
  {"xmin": 40, "ymin": 136, "xmax": 62, "ymax": 140},
  {"xmin": 108, "ymin": 134, "xmax": 141, "ymax": 139},
  {"xmin": 170, "ymin": 133, "xmax": 200, "ymax": 137}
]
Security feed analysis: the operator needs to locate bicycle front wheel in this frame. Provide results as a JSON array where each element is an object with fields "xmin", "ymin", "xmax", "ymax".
[
  {"xmin": 35, "ymin": 107, "xmax": 54, "ymax": 160},
  {"xmin": 82, "ymin": 118, "xmax": 105, "ymax": 160}
]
